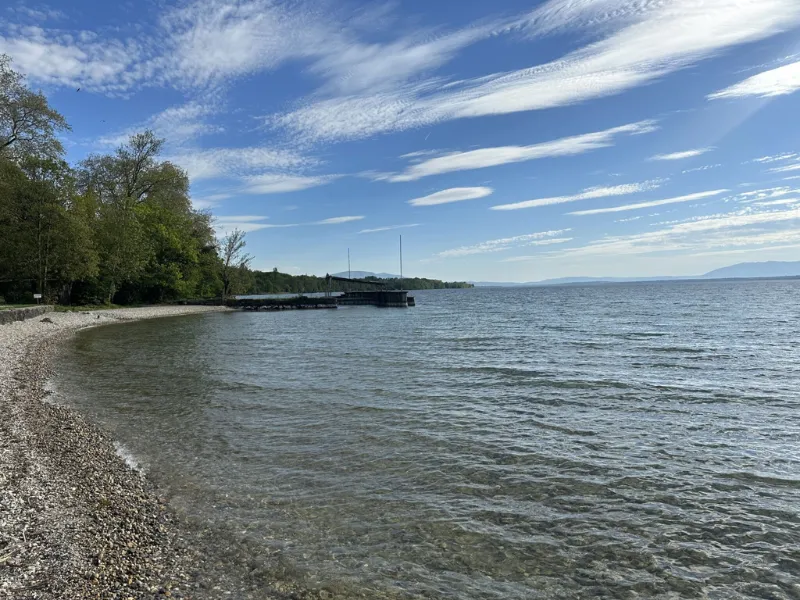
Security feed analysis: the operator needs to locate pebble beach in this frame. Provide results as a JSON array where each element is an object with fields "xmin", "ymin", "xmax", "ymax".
[{"xmin": 0, "ymin": 307, "xmax": 224, "ymax": 599}]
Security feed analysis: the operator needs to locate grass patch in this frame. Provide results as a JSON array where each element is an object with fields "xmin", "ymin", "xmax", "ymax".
[{"xmin": 0, "ymin": 304, "xmax": 38, "ymax": 309}]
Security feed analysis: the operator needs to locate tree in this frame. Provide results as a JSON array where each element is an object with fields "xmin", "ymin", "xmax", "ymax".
[
  {"xmin": 78, "ymin": 130, "xmax": 184, "ymax": 208},
  {"xmin": 0, "ymin": 55, "xmax": 70, "ymax": 159},
  {"xmin": 0, "ymin": 156, "xmax": 97, "ymax": 302},
  {"xmin": 79, "ymin": 131, "xmax": 201, "ymax": 303},
  {"xmin": 219, "ymin": 229, "xmax": 253, "ymax": 301}
]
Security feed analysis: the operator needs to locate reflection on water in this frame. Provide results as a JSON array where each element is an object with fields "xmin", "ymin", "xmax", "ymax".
[{"xmin": 56, "ymin": 281, "xmax": 800, "ymax": 598}]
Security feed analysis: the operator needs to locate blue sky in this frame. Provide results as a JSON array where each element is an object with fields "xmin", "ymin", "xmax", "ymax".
[{"xmin": 3, "ymin": 0, "xmax": 800, "ymax": 281}]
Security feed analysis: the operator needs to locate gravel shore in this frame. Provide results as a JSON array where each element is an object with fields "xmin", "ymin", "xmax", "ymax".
[{"xmin": 0, "ymin": 307, "xmax": 229, "ymax": 599}]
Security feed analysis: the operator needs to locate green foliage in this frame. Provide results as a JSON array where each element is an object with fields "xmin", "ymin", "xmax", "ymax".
[
  {"xmin": 0, "ymin": 54, "xmax": 228, "ymax": 305},
  {"xmin": 247, "ymin": 270, "xmax": 473, "ymax": 294},
  {"xmin": 0, "ymin": 55, "xmax": 70, "ymax": 159}
]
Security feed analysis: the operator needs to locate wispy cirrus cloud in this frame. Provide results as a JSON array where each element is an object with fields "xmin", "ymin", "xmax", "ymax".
[
  {"xmin": 275, "ymin": 0, "xmax": 800, "ymax": 144},
  {"xmin": 390, "ymin": 121, "xmax": 656, "ymax": 183},
  {"xmin": 409, "ymin": 187, "xmax": 492, "ymax": 207},
  {"xmin": 98, "ymin": 100, "xmax": 223, "ymax": 148},
  {"xmin": 0, "ymin": 26, "xmax": 145, "ymax": 93},
  {"xmin": 214, "ymin": 214, "xmax": 272, "ymax": 235},
  {"xmin": 770, "ymin": 162, "xmax": 800, "ymax": 174},
  {"xmin": 215, "ymin": 214, "xmax": 363, "ymax": 234},
  {"xmin": 315, "ymin": 216, "xmax": 363, "ymax": 225},
  {"xmin": 650, "ymin": 148, "xmax": 712, "ymax": 161},
  {"xmin": 749, "ymin": 152, "xmax": 798, "ymax": 164},
  {"xmin": 682, "ymin": 164, "xmax": 721, "ymax": 174},
  {"xmin": 166, "ymin": 147, "xmax": 316, "ymax": 181},
  {"xmin": 491, "ymin": 180, "xmax": 660, "ymax": 211},
  {"xmin": 191, "ymin": 193, "xmax": 232, "ymax": 210},
  {"xmin": 539, "ymin": 205, "xmax": 800, "ymax": 260},
  {"xmin": 568, "ymin": 190, "xmax": 728, "ymax": 216},
  {"xmin": 242, "ymin": 173, "xmax": 338, "ymax": 194},
  {"xmin": 7, "ymin": 5, "xmax": 65, "ymax": 22},
  {"xmin": 726, "ymin": 187, "xmax": 798, "ymax": 204},
  {"xmin": 359, "ymin": 224, "xmax": 420, "ymax": 234},
  {"xmin": 437, "ymin": 229, "xmax": 572, "ymax": 258},
  {"xmin": 709, "ymin": 60, "xmax": 800, "ymax": 100}
]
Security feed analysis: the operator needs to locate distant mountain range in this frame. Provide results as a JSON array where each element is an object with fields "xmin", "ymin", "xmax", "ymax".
[
  {"xmin": 471, "ymin": 261, "xmax": 800, "ymax": 287},
  {"xmin": 332, "ymin": 271, "xmax": 401, "ymax": 279}
]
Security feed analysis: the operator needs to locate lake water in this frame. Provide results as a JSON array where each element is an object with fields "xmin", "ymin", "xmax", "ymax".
[{"xmin": 55, "ymin": 281, "xmax": 800, "ymax": 599}]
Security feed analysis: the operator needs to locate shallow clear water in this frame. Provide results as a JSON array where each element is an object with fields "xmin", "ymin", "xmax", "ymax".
[{"xmin": 56, "ymin": 281, "xmax": 800, "ymax": 598}]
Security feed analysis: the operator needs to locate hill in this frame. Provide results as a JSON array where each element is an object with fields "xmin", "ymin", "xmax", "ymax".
[
  {"xmin": 472, "ymin": 260, "xmax": 800, "ymax": 287},
  {"xmin": 702, "ymin": 261, "xmax": 800, "ymax": 279},
  {"xmin": 332, "ymin": 271, "xmax": 400, "ymax": 279}
]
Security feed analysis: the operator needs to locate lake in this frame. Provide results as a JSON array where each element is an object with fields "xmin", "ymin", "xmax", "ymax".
[{"xmin": 54, "ymin": 281, "xmax": 800, "ymax": 599}]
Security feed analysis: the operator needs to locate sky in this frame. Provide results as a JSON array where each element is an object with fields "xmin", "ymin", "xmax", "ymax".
[{"xmin": 3, "ymin": 0, "xmax": 800, "ymax": 282}]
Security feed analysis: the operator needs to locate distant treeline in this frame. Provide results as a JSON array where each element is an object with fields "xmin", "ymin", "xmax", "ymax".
[{"xmin": 249, "ymin": 270, "xmax": 473, "ymax": 294}]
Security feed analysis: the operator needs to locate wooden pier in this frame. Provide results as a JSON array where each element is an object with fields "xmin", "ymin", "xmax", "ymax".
[
  {"xmin": 224, "ymin": 274, "xmax": 415, "ymax": 310},
  {"xmin": 226, "ymin": 291, "xmax": 415, "ymax": 310},
  {"xmin": 226, "ymin": 297, "xmax": 337, "ymax": 310},
  {"xmin": 337, "ymin": 290, "xmax": 413, "ymax": 307}
]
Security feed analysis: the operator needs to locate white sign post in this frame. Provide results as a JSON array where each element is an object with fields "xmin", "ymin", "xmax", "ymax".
[{"xmin": 33, "ymin": 293, "xmax": 42, "ymax": 305}]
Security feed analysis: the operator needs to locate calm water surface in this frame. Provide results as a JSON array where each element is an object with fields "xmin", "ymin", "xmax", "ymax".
[{"xmin": 56, "ymin": 282, "xmax": 800, "ymax": 599}]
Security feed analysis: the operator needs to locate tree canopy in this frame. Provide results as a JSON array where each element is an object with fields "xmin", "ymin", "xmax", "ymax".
[
  {"xmin": 0, "ymin": 54, "xmax": 70, "ymax": 159},
  {"xmin": 0, "ymin": 56, "xmax": 227, "ymax": 305}
]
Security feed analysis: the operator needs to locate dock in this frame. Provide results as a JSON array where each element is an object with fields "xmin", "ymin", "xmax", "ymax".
[
  {"xmin": 227, "ymin": 290, "xmax": 415, "ymax": 310},
  {"xmin": 224, "ymin": 274, "xmax": 415, "ymax": 311}
]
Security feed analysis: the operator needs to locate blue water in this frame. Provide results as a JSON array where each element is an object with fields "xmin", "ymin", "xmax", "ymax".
[{"xmin": 56, "ymin": 281, "xmax": 800, "ymax": 598}]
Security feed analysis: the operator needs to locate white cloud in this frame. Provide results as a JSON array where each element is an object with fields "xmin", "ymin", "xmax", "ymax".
[
  {"xmin": 569, "ymin": 190, "xmax": 728, "ymax": 216},
  {"xmin": 214, "ymin": 215, "xmax": 272, "ymax": 235},
  {"xmin": 315, "ymin": 216, "xmax": 364, "ymax": 225},
  {"xmin": 491, "ymin": 180, "xmax": 660, "ymax": 211},
  {"xmin": 437, "ymin": 229, "xmax": 572, "ymax": 258},
  {"xmin": 399, "ymin": 149, "xmax": 445, "ymax": 160},
  {"xmin": 98, "ymin": 100, "xmax": 223, "ymax": 148},
  {"xmin": 501, "ymin": 240, "xmax": 577, "ymax": 261},
  {"xmin": 166, "ymin": 147, "xmax": 316, "ymax": 180},
  {"xmin": 149, "ymin": 101, "xmax": 223, "ymax": 144},
  {"xmin": 750, "ymin": 152, "xmax": 798, "ymax": 164},
  {"xmin": 709, "ymin": 60, "xmax": 800, "ymax": 100},
  {"xmin": 755, "ymin": 199, "xmax": 800, "ymax": 207},
  {"xmin": 0, "ymin": 26, "xmax": 143, "ymax": 93},
  {"xmin": 540, "ymin": 205, "xmax": 800, "ymax": 260},
  {"xmin": 650, "ymin": 148, "xmax": 711, "ymax": 161},
  {"xmin": 8, "ymin": 5, "xmax": 65, "ymax": 22},
  {"xmin": 727, "ymin": 187, "xmax": 797, "ymax": 203},
  {"xmin": 242, "ymin": 174, "xmax": 336, "ymax": 194},
  {"xmin": 682, "ymin": 164, "xmax": 721, "ymax": 174},
  {"xmin": 770, "ymin": 162, "xmax": 800, "ymax": 174},
  {"xmin": 359, "ymin": 224, "xmax": 421, "ymax": 234},
  {"xmin": 391, "ymin": 121, "xmax": 656, "ymax": 183},
  {"xmin": 409, "ymin": 187, "xmax": 492, "ymax": 207},
  {"xmin": 191, "ymin": 193, "xmax": 231, "ymax": 210},
  {"xmin": 157, "ymin": 0, "xmax": 326, "ymax": 88},
  {"xmin": 308, "ymin": 25, "xmax": 495, "ymax": 96},
  {"xmin": 275, "ymin": 0, "xmax": 800, "ymax": 143},
  {"xmin": 214, "ymin": 215, "xmax": 269, "ymax": 223},
  {"xmin": 216, "ymin": 214, "xmax": 364, "ymax": 233}
]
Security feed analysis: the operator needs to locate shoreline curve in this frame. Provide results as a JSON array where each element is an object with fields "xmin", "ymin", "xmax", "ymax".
[{"xmin": 0, "ymin": 306, "xmax": 331, "ymax": 599}]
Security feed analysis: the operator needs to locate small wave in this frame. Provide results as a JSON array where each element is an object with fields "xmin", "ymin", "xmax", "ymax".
[
  {"xmin": 722, "ymin": 471, "xmax": 800, "ymax": 488},
  {"xmin": 651, "ymin": 347, "xmax": 706, "ymax": 354},
  {"xmin": 114, "ymin": 441, "xmax": 145, "ymax": 474}
]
